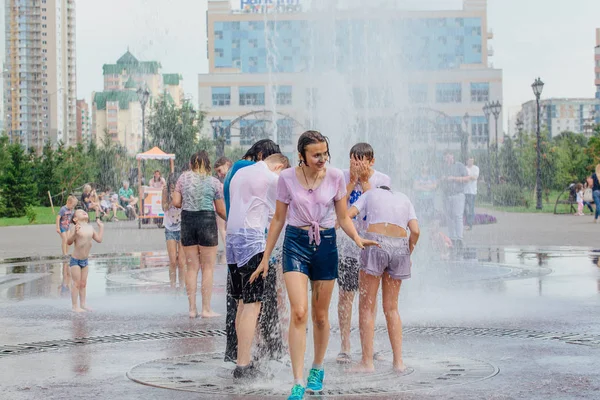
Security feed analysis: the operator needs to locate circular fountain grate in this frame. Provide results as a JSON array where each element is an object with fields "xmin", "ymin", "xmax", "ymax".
[
  {"xmin": 127, "ymin": 352, "xmax": 498, "ymax": 396},
  {"xmin": 1, "ymin": 326, "xmax": 598, "ymax": 358}
]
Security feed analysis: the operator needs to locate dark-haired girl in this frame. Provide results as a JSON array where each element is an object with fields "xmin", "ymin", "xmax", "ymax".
[
  {"xmin": 250, "ymin": 131, "xmax": 379, "ymax": 400},
  {"xmin": 172, "ymin": 151, "xmax": 226, "ymax": 318},
  {"xmin": 348, "ymin": 186, "xmax": 419, "ymax": 373}
]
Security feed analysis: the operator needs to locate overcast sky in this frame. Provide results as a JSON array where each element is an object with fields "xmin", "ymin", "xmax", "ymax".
[{"xmin": 3, "ymin": 0, "xmax": 600, "ymax": 128}]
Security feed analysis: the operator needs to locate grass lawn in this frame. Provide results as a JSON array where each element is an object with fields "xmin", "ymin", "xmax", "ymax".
[
  {"xmin": 479, "ymin": 190, "xmax": 586, "ymax": 214},
  {"xmin": 0, "ymin": 207, "xmax": 129, "ymax": 227}
]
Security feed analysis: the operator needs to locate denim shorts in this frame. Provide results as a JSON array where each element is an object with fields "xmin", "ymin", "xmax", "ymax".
[
  {"xmin": 282, "ymin": 225, "xmax": 338, "ymax": 281},
  {"xmin": 69, "ymin": 257, "xmax": 89, "ymax": 268},
  {"xmin": 60, "ymin": 226, "xmax": 69, "ymax": 233},
  {"xmin": 165, "ymin": 229, "xmax": 181, "ymax": 242}
]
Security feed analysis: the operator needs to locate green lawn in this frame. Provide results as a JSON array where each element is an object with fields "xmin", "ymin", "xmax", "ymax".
[
  {"xmin": 479, "ymin": 190, "xmax": 581, "ymax": 214},
  {"xmin": 0, "ymin": 207, "xmax": 129, "ymax": 227}
]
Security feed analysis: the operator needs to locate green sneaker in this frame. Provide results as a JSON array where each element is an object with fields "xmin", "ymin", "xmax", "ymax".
[
  {"xmin": 287, "ymin": 384, "xmax": 305, "ymax": 400},
  {"xmin": 306, "ymin": 368, "xmax": 324, "ymax": 392}
]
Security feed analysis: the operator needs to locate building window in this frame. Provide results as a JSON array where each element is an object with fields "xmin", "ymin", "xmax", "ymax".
[
  {"xmin": 215, "ymin": 30, "xmax": 223, "ymax": 40},
  {"xmin": 215, "ymin": 48, "xmax": 224, "ymax": 58},
  {"xmin": 470, "ymin": 83, "xmax": 489, "ymax": 103},
  {"xmin": 240, "ymin": 119, "xmax": 267, "ymax": 146},
  {"xmin": 249, "ymin": 39, "xmax": 258, "ymax": 48},
  {"xmin": 232, "ymin": 39, "xmax": 240, "ymax": 48},
  {"xmin": 277, "ymin": 119, "xmax": 294, "ymax": 145},
  {"xmin": 436, "ymin": 83, "xmax": 462, "ymax": 103},
  {"xmin": 471, "ymin": 116, "xmax": 489, "ymax": 143},
  {"xmin": 211, "ymin": 87, "xmax": 231, "ymax": 107},
  {"xmin": 408, "ymin": 83, "xmax": 428, "ymax": 104},
  {"xmin": 276, "ymin": 86, "xmax": 292, "ymax": 105},
  {"xmin": 239, "ymin": 86, "xmax": 265, "ymax": 106}
]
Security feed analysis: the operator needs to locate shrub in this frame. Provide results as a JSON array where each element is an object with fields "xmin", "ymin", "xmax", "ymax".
[
  {"xmin": 491, "ymin": 184, "xmax": 527, "ymax": 207},
  {"xmin": 25, "ymin": 205, "xmax": 37, "ymax": 224}
]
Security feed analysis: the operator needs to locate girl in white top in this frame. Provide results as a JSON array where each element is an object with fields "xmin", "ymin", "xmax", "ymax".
[
  {"xmin": 349, "ymin": 185, "xmax": 420, "ymax": 374},
  {"xmin": 162, "ymin": 174, "xmax": 183, "ymax": 289}
]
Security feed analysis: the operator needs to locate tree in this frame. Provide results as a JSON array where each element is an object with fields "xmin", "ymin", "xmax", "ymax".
[
  {"xmin": 34, "ymin": 142, "xmax": 61, "ymax": 206},
  {"xmin": 0, "ymin": 144, "xmax": 38, "ymax": 217},
  {"xmin": 499, "ymin": 136, "xmax": 522, "ymax": 186},
  {"xmin": 147, "ymin": 99, "xmax": 205, "ymax": 172},
  {"xmin": 96, "ymin": 131, "xmax": 132, "ymax": 190}
]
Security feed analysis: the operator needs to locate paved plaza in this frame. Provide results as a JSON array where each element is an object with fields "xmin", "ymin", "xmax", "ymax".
[{"xmin": 0, "ymin": 211, "xmax": 599, "ymax": 399}]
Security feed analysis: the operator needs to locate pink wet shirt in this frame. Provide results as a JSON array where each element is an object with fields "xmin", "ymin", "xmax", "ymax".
[{"xmin": 277, "ymin": 167, "xmax": 347, "ymax": 245}]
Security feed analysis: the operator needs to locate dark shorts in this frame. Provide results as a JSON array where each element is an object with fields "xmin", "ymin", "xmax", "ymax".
[
  {"xmin": 165, "ymin": 229, "xmax": 181, "ymax": 242},
  {"xmin": 69, "ymin": 257, "xmax": 89, "ymax": 268},
  {"xmin": 181, "ymin": 210, "xmax": 218, "ymax": 247},
  {"xmin": 282, "ymin": 225, "xmax": 338, "ymax": 281},
  {"xmin": 228, "ymin": 252, "xmax": 264, "ymax": 304},
  {"xmin": 338, "ymin": 256, "xmax": 360, "ymax": 291},
  {"xmin": 360, "ymin": 233, "xmax": 411, "ymax": 280}
]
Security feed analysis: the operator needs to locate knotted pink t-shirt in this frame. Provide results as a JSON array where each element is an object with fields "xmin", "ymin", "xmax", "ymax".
[{"xmin": 277, "ymin": 167, "xmax": 347, "ymax": 245}]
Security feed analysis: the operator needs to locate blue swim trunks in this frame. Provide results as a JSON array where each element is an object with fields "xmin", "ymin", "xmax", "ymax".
[{"xmin": 69, "ymin": 257, "xmax": 89, "ymax": 268}]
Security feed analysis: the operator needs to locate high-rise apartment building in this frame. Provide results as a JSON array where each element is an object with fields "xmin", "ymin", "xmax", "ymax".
[
  {"xmin": 199, "ymin": 0, "xmax": 503, "ymax": 163},
  {"xmin": 92, "ymin": 51, "xmax": 184, "ymax": 153},
  {"xmin": 3, "ymin": 0, "xmax": 77, "ymax": 151},
  {"xmin": 518, "ymin": 98, "xmax": 599, "ymax": 138},
  {"xmin": 75, "ymin": 98, "xmax": 90, "ymax": 144}
]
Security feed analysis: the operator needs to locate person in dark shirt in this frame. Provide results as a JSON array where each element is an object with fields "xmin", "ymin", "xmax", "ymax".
[
  {"xmin": 592, "ymin": 164, "xmax": 600, "ymax": 223},
  {"xmin": 440, "ymin": 151, "xmax": 469, "ymax": 250}
]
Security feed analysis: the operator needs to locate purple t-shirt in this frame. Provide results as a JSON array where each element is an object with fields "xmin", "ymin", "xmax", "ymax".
[
  {"xmin": 277, "ymin": 167, "xmax": 346, "ymax": 245},
  {"xmin": 352, "ymin": 188, "xmax": 417, "ymax": 229}
]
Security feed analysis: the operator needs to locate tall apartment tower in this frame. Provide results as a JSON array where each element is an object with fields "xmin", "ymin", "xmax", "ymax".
[
  {"xmin": 3, "ymin": 0, "xmax": 77, "ymax": 151},
  {"xmin": 595, "ymin": 28, "xmax": 600, "ymax": 99}
]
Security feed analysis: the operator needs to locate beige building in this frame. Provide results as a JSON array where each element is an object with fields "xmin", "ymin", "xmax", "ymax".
[
  {"xmin": 3, "ymin": 0, "xmax": 77, "ymax": 151},
  {"xmin": 75, "ymin": 98, "xmax": 90, "ymax": 144},
  {"xmin": 199, "ymin": 0, "xmax": 503, "ymax": 163},
  {"xmin": 92, "ymin": 51, "xmax": 184, "ymax": 153}
]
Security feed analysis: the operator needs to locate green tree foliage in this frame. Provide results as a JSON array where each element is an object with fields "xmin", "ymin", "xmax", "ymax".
[
  {"xmin": 95, "ymin": 131, "xmax": 133, "ymax": 190},
  {"xmin": 147, "ymin": 99, "xmax": 205, "ymax": 172},
  {"xmin": 0, "ymin": 144, "xmax": 38, "ymax": 217}
]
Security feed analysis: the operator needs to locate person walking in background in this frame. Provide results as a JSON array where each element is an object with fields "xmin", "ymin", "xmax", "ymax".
[
  {"xmin": 440, "ymin": 151, "xmax": 468, "ymax": 252},
  {"xmin": 464, "ymin": 157, "xmax": 480, "ymax": 230},
  {"xmin": 583, "ymin": 180, "xmax": 595, "ymax": 215},
  {"xmin": 413, "ymin": 165, "xmax": 437, "ymax": 220},
  {"xmin": 575, "ymin": 183, "xmax": 585, "ymax": 216},
  {"xmin": 172, "ymin": 151, "xmax": 226, "ymax": 318},
  {"xmin": 250, "ymin": 131, "xmax": 379, "ymax": 400},
  {"xmin": 592, "ymin": 164, "xmax": 600, "ymax": 223},
  {"xmin": 214, "ymin": 157, "xmax": 232, "ymax": 264},
  {"xmin": 162, "ymin": 173, "xmax": 184, "ymax": 289}
]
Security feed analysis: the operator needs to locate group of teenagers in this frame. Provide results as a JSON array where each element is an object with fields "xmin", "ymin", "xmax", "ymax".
[{"xmin": 166, "ymin": 130, "xmax": 419, "ymax": 400}]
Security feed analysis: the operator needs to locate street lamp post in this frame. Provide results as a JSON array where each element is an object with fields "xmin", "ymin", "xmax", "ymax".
[
  {"xmin": 531, "ymin": 77, "xmax": 545, "ymax": 210},
  {"xmin": 461, "ymin": 112, "xmax": 470, "ymax": 163},
  {"xmin": 489, "ymin": 100, "xmax": 502, "ymax": 184},
  {"xmin": 137, "ymin": 87, "xmax": 150, "ymax": 153},
  {"xmin": 210, "ymin": 117, "xmax": 226, "ymax": 159},
  {"xmin": 483, "ymin": 103, "xmax": 492, "ymax": 198}
]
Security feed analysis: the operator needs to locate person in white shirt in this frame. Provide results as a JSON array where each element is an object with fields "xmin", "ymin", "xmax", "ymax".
[
  {"xmin": 464, "ymin": 158, "xmax": 480, "ymax": 230},
  {"xmin": 226, "ymin": 154, "xmax": 290, "ymax": 381}
]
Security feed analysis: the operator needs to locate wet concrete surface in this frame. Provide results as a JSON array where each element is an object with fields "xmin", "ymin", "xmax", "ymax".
[{"xmin": 0, "ymin": 246, "xmax": 599, "ymax": 399}]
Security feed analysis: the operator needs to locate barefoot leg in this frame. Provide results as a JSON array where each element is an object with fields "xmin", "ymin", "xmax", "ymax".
[
  {"xmin": 382, "ymin": 272, "xmax": 404, "ymax": 371},
  {"xmin": 60, "ymin": 232, "xmax": 69, "ymax": 256},
  {"xmin": 79, "ymin": 265, "xmax": 90, "ymax": 311},
  {"xmin": 70, "ymin": 265, "xmax": 82, "ymax": 311},
  {"xmin": 358, "ymin": 270, "xmax": 380, "ymax": 370},
  {"xmin": 176, "ymin": 242, "xmax": 186, "ymax": 289},
  {"xmin": 183, "ymin": 245, "xmax": 201, "ymax": 317},
  {"xmin": 199, "ymin": 245, "xmax": 220, "ymax": 317},
  {"xmin": 337, "ymin": 288, "xmax": 355, "ymax": 359},
  {"xmin": 166, "ymin": 239, "xmax": 178, "ymax": 289}
]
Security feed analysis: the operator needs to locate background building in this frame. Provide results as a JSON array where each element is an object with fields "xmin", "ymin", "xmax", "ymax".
[
  {"xmin": 91, "ymin": 50, "xmax": 184, "ymax": 153},
  {"xmin": 518, "ymin": 98, "xmax": 599, "ymax": 138},
  {"xmin": 75, "ymin": 98, "xmax": 90, "ymax": 144},
  {"xmin": 199, "ymin": 0, "xmax": 503, "ymax": 163},
  {"xmin": 3, "ymin": 0, "xmax": 77, "ymax": 151}
]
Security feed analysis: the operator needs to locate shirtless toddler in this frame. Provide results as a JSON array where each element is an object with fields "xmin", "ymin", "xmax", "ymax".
[{"xmin": 66, "ymin": 210, "xmax": 104, "ymax": 312}]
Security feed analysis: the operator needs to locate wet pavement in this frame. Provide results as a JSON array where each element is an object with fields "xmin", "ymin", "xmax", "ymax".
[{"xmin": 0, "ymin": 244, "xmax": 599, "ymax": 399}]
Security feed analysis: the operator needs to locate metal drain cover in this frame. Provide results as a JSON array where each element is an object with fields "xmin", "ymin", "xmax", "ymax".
[{"xmin": 127, "ymin": 353, "xmax": 498, "ymax": 396}]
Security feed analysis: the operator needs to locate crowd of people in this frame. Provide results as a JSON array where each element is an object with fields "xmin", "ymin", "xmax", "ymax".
[{"xmin": 153, "ymin": 132, "xmax": 419, "ymax": 400}]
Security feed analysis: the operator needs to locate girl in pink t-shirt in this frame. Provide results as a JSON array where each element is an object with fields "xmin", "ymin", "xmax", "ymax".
[{"xmin": 249, "ymin": 131, "xmax": 378, "ymax": 399}]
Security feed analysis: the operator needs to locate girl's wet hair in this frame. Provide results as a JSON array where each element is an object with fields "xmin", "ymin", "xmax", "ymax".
[
  {"xmin": 297, "ymin": 130, "xmax": 331, "ymax": 165},
  {"xmin": 190, "ymin": 151, "xmax": 211, "ymax": 174},
  {"xmin": 242, "ymin": 139, "xmax": 281, "ymax": 162}
]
